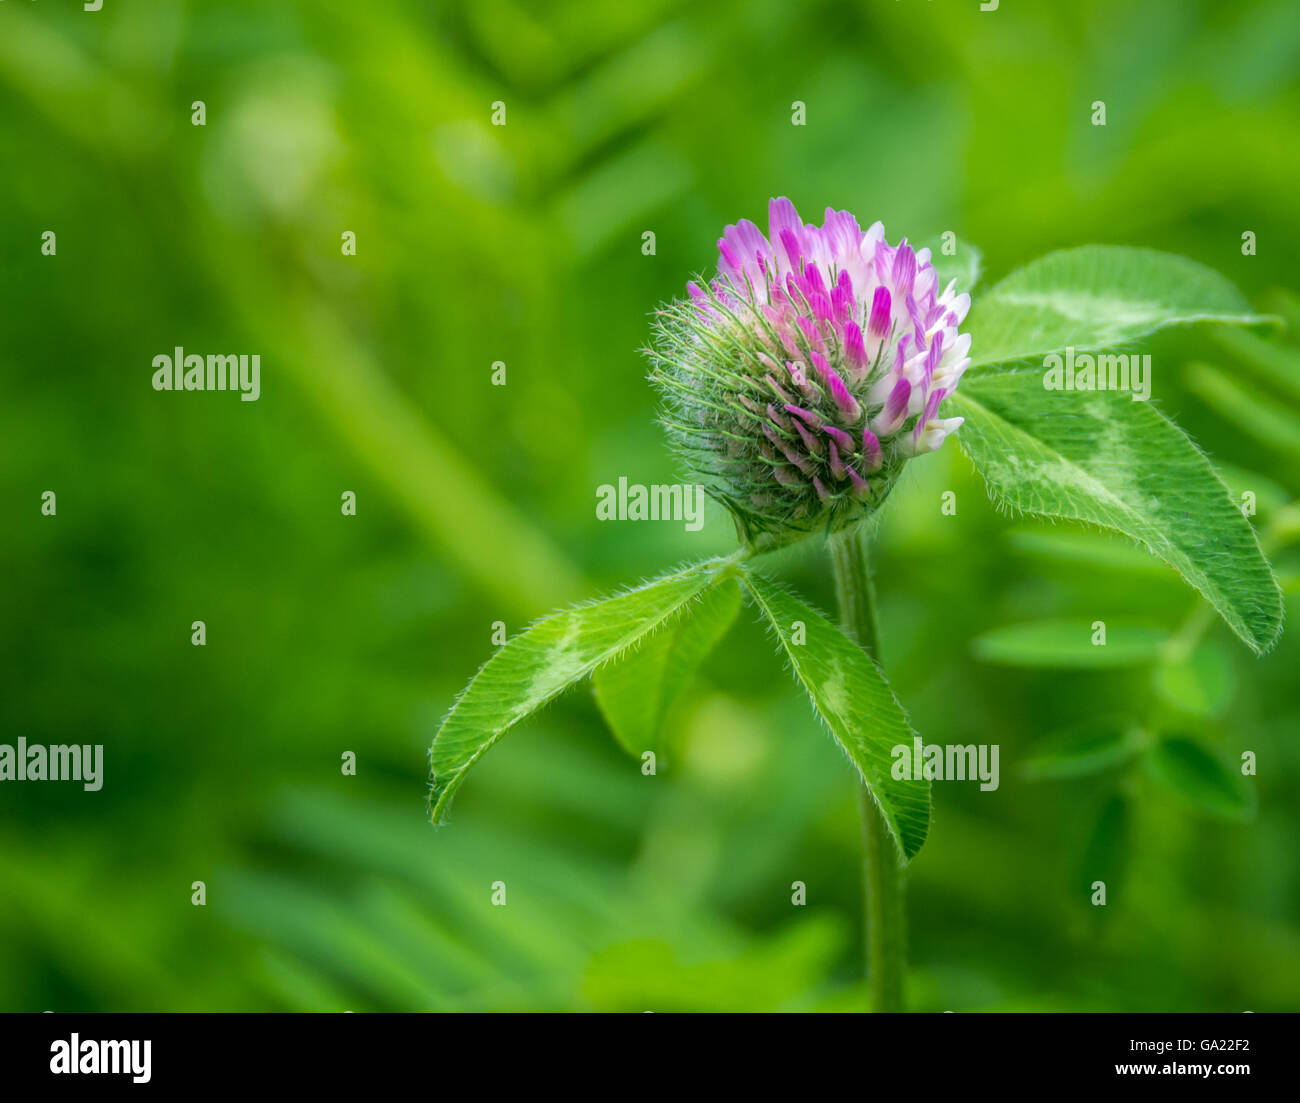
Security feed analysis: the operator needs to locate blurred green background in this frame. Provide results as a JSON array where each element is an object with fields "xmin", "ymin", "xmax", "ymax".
[{"xmin": 3, "ymin": 0, "xmax": 1299, "ymax": 1012}]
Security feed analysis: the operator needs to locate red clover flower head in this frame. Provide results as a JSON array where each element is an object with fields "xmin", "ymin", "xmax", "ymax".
[{"xmin": 648, "ymin": 197, "xmax": 972, "ymax": 545}]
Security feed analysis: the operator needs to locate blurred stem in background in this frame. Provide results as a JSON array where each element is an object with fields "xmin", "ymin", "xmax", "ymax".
[{"xmin": 830, "ymin": 526, "xmax": 906, "ymax": 1013}]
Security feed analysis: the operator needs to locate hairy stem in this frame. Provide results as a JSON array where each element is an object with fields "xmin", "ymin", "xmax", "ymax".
[{"xmin": 829, "ymin": 525, "xmax": 906, "ymax": 1013}]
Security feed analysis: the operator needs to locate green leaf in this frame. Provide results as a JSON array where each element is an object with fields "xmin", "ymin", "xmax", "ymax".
[
  {"xmin": 1185, "ymin": 361, "xmax": 1300, "ymax": 462},
  {"xmin": 1146, "ymin": 736, "xmax": 1255, "ymax": 822},
  {"xmin": 741, "ymin": 571, "xmax": 929, "ymax": 862},
  {"xmin": 581, "ymin": 919, "xmax": 843, "ymax": 1012},
  {"xmin": 1078, "ymin": 793, "xmax": 1130, "ymax": 905},
  {"xmin": 1005, "ymin": 526, "xmax": 1171, "ymax": 575},
  {"xmin": 1210, "ymin": 327, "xmax": 1300, "ymax": 406},
  {"xmin": 1021, "ymin": 719, "xmax": 1146, "ymax": 781},
  {"xmin": 1211, "ymin": 461, "xmax": 1290, "ymax": 521},
  {"xmin": 1152, "ymin": 642, "xmax": 1236, "ymax": 718},
  {"xmin": 973, "ymin": 619, "xmax": 1167, "ymax": 668},
  {"xmin": 951, "ymin": 373, "xmax": 1283, "ymax": 654},
  {"xmin": 593, "ymin": 577, "xmax": 742, "ymax": 757},
  {"xmin": 429, "ymin": 559, "xmax": 728, "ymax": 822},
  {"xmin": 966, "ymin": 245, "xmax": 1271, "ymax": 370}
]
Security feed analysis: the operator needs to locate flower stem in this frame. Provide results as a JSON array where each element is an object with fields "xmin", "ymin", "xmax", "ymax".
[{"xmin": 829, "ymin": 525, "xmax": 906, "ymax": 1013}]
